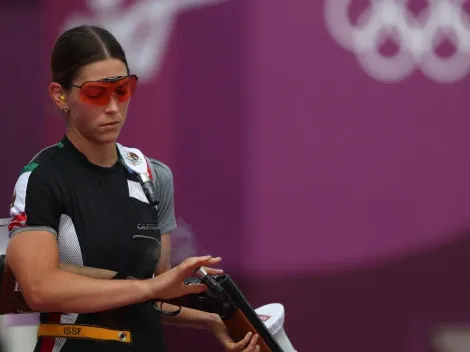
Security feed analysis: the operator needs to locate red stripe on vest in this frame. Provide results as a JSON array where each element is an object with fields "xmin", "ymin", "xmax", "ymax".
[
  {"xmin": 40, "ymin": 312, "xmax": 62, "ymax": 352},
  {"xmin": 8, "ymin": 213, "xmax": 27, "ymax": 232}
]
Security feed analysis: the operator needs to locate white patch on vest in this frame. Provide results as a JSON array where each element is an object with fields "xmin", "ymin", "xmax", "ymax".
[
  {"xmin": 128, "ymin": 180, "xmax": 150, "ymax": 204},
  {"xmin": 116, "ymin": 143, "xmax": 149, "ymax": 176}
]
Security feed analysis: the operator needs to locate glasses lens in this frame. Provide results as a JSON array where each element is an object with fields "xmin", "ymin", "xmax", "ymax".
[
  {"xmin": 79, "ymin": 83, "xmax": 111, "ymax": 105},
  {"xmin": 115, "ymin": 75, "xmax": 137, "ymax": 102},
  {"xmin": 78, "ymin": 75, "xmax": 138, "ymax": 106}
]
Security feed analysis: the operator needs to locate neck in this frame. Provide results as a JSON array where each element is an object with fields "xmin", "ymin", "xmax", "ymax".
[{"xmin": 66, "ymin": 129, "xmax": 118, "ymax": 168}]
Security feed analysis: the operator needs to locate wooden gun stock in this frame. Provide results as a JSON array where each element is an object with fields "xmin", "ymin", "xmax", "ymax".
[{"xmin": 223, "ymin": 309, "xmax": 272, "ymax": 352}]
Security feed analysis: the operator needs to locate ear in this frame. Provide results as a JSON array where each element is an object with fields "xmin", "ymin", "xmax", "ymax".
[{"xmin": 49, "ymin": 82, "xmax": 67, "ymax": 110}]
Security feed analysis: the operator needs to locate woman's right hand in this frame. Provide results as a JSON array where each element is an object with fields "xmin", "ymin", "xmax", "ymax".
[{"xmin": 144, "ymin": 255, "xmax": 222, "ymax": 300}]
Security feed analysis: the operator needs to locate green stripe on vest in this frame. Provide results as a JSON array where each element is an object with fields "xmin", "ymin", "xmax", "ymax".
[{"xmin": 20, "ymin": 163, "xmax": 39, "ymax": 176}]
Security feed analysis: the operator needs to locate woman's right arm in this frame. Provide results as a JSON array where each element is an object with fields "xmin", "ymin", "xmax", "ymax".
[
  {"xmin": 6, "ymin": 231, "xmax": 216, "ymax": 313},
  {"xmin": 6, "ymin": 165, "xmax": 214, "ymax": 314},
  {"xmin": 7, "ymin": 230, "xmax": 152, "ymax": 313}
]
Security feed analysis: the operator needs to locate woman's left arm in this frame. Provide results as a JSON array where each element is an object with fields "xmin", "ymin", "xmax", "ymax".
[
  {"xmin": 149, "ymin": 159, "xmax": 259, "ymax": 350},
  {"xmin": 155, "ymin": 234, "xmax": 259, "ymax": 352},
  {"xmin": 154, "ymin": 232, "xmax": 221, "ymax": 330},
  {"xmin": 149, "ymin": 159, "xmax": 222, "ymax": 330}
]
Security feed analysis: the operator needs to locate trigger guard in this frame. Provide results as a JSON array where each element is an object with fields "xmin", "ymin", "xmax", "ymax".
[{"xmin": 152, "ymin": 301, "xmax": 182, "ymax": 317}]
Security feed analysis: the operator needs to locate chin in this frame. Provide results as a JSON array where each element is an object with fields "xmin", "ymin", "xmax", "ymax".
[{"xmin": 93, "ymin": 131, "xmax": 121, "ymax": 145}]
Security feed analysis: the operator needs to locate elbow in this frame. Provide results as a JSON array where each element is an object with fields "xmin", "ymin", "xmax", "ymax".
[
  {"xmin": 23, "ymin": 279, "xmax": 55, "ymax": 312},
  {"xmin": 24, "ymin": 283, "xmax": 48, "ymax": 312}
]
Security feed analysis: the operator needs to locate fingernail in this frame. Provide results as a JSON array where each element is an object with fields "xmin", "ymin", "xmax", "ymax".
[
  {"xmin": 256, "ymin": 346, "xmax": 260, "ymax": 351},
  {"xmin": 255, "ymin": 335, "xmax": 259, "ymax": 341}
]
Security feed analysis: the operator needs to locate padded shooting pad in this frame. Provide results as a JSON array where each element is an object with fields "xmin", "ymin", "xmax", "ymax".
[
  {"xmin": 430, "ymin": 325, "xmax": 470, "ymax": 352},
  {"xmin": 255, "ymin": 303, "xmax": 297, "ymax": 352}
]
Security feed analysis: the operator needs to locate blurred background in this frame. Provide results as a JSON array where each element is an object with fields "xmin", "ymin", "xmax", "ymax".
[{"xmin": 1, "ymin": 0, "xmax": 470, "ymax": 351}]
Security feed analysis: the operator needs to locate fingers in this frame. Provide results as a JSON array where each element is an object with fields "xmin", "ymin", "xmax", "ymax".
[
  {"xmin": 202, "ymin": 266, "xmax": 224, "ymax": 275},
  {"xmin": 232, "ymin": 332, "xmax": 252, "ymax": 349},
  {"xmin": 182, "ymin": 283, "xmax": 208, "ymax": 295},
  {"xmin": 182, "ymin": 256, "xmax": 211, "ymax": 267},
  {"xmin": 242, "ymin": 333, "xmax": 260, "ymax": 352},
  {"xmin": 231, "ymin": 332, "xmax": 260, "ymax": 352},
  {"xmin": 207, "ymin": 257, "xmax": 222, "ymax": 264},
  {"xmin": 199, "ymin": 257, "xmax": 222, "ymax": 267},
  {"xmin": 180, "ymin": 256, "xmax": 222, "ymax": 274}
]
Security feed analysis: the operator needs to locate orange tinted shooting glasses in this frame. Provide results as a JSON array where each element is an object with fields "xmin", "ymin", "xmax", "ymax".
[{"xmin": 71, "ymin": 75, "xmax": 138, "ymax": 106}]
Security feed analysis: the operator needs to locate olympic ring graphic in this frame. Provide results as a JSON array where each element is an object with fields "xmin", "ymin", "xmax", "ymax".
[{"xmin": 324, "ymin": 0, "xmax": 470, "ymax": 83}]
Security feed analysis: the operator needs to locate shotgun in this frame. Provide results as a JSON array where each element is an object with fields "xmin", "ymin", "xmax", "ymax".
[{"xmin": 0, "ymin": 255, "xmax": 283, "ymax": 352}]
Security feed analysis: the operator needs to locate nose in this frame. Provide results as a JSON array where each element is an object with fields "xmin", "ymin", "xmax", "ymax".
[{"xmin": 104, "ymin": 96, "xmax": 119, "ymax": 113}]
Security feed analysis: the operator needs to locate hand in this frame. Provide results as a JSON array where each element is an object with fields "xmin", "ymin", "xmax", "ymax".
[
  {"xmin": 145, "ymin": 256, "xmax": 222, "ymax": 300},
  {"xmin": 209, "ymin": 314, "xmax": 260, "ymax": 352},
  {"xmin": 201, "ymin": 266, "xmax": 224, "ymax": 276}
]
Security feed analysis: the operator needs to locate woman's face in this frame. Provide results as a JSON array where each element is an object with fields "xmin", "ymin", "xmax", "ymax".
[{"xmin": 51, "ymin": 58, "xmax": 133, "ymax": 145}]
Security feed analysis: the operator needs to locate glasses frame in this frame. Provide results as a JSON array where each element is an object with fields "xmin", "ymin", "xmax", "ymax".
[{"xmin": 68, "ymin": 74, "xmax": 139, "ymax": 106}]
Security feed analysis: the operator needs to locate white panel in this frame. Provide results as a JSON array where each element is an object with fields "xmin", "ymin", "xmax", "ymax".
[
  {"xmin": 0, "ymin": 219, "xmax": 39, "ymax": 352},
  {"xmin": 431, "ymin": 325, "xmax": 470, "ymax": 352}
]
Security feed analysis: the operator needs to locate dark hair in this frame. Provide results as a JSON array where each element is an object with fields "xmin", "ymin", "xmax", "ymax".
[{"xmin": 51, "ymin": 25, "xmax": 129, "ymax": 88}]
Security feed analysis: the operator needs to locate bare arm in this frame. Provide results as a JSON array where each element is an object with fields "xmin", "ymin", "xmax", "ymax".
[
  {"xmin": 6, "ymin": 164, "xmax": 152, "ymax": 313},
  {"xmin": 151, "ymin": 233, "xmax": 259, "ymax": 351},
  {"xmin": 155, "ymin": 233, "xmax": 171, "ymax": 276},
  {"xmin": 154, "ymin": 233, "xmax": 221, "ymax": 330},
  {"xmin": 7, "ymin": 230, "xmax": 152, "ymax": 313},
  {"xmin": 7, "ymin": 230, "xmax": 215, "ymax": 314},
  {"xmin": 6, "ymin": 159, "xmax": 215, "ymax": 314}
]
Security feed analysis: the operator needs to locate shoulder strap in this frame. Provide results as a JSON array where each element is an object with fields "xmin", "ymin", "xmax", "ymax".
[
  {"xmin": 116, "ymin": 144, "xmax": 159, "ymax": 207},
  {"xmin": 116, "ymin": 143, "xmax": 151, "ymax": 178}
]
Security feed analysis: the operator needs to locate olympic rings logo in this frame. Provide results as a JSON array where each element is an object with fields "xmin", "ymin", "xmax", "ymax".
[{"xmin": 324, "ymin": 0, "xmax": 470, "ymax": 83}]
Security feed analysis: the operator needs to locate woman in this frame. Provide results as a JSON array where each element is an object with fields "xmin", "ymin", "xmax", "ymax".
[{"xmin": 6, "ymin": 25, "xmax": 260, "ymax": 352}]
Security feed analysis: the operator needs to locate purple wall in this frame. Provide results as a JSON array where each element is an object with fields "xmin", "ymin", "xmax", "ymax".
[
  {"xmin": 2, "ymin": 0, "xmax": 470, "ymax": 351},
  {"xmin": 0, "ymin": 2, "xmax": 45, "ymax": 214},
  {"xmin": 244, "ymin": 0, "xmax": 470, "ymax": 274}
]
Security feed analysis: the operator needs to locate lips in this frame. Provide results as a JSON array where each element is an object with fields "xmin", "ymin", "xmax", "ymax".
[{"xmin": 101, "ymin": 121, "xmax": 120, "ymax": 127}]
